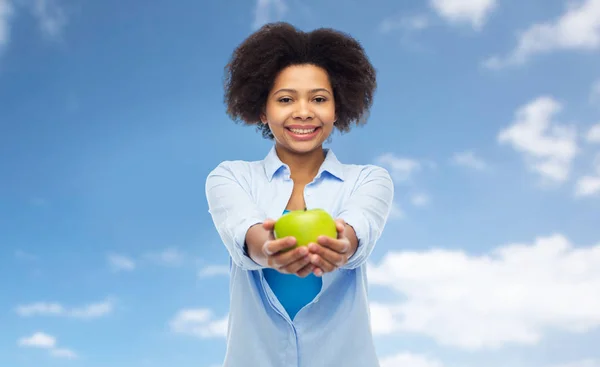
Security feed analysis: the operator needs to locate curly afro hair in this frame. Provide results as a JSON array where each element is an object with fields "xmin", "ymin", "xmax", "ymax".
[{"xmin": 224, "ymin": 22, "xmax": 377, "ymax": 139}]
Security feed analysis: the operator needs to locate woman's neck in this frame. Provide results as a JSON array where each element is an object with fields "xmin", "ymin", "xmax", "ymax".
[{"xmin": 275, "ymin": 144, "xmax": 326, "ymax": 184}]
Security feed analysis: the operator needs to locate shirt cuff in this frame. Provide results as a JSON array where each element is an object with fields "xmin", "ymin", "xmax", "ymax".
[
  {"xmin": 339, "ymin": 212, "xmax": 370, "ymax": 269},
  {"xmin": 233, "ymin": 217, "xmax": 266, "ymax": 271}
]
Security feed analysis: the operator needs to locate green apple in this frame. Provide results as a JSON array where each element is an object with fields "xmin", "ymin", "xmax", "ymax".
[{"xmin": 273, "ymin": 208, "xmax": 338, "ymax": 248}]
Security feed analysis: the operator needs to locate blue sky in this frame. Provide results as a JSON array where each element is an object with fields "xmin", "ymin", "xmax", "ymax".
[{"xmin": 1, "ymin": 0, "xmax": 600, "ymax": 366}]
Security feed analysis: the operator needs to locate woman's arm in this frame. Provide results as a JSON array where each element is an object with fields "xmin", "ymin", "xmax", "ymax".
[
  {"xmin": 205, "ymin": 162, "xmax": 268, "ymax": 271},
  {"xmin": 337, "ymin": 165, "xmax": 394, "ymax": 269}
]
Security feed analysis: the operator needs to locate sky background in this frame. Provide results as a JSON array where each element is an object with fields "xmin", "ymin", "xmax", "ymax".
[{"xmin": 1, "ymin": 0, "xmax": 600, "ymax": 366}]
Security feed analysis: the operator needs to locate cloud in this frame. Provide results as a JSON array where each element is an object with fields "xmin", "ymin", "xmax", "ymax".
[
  {"xmin": 15, "ymin": 250, "xmax": 39, "ymax": 261},
  {"xmin": 586, "ymin": 124, "xmax": 600, "ymax": 143},
  {"xmin": 575, "ymin": 176, "xmax": 600, "ymax": 196},
  {"xmin": 198, "ymin": 265, "xmax": 230, "ymax": 277},
  {"xmin": 18, "ymin": 332, "xmax": 56, "ymax": 348},
  {"xmin": 452, "ymin": 151, "xmax": 488, "ymax": 171},
  {"xmin": 411, "ymin": 193, "xmax": 431, "ymax": 207},
  {"xmin": 575, "ymin": 153, "xmax": 600, "ymax": 197},
  {"xmin": 0, "ymin": 0, "xmax": 14, "ymax": 50},
  {"xmin": 368, "ymin": 233, "xmax": 600, "ymax": 350},
  {"xmin": 389, "ymin": 202, "xmax": 405, "ymax": 219},
  {"xmin": 50, "ymin": 348, "xmax": 78, "ymax": 359},
  {"xmin": 379, "ymin": 14, "xmax": 429, "ymax": 33},
  {"xmin": 483, "ymin": 0, "xmax": 600, "ymax": 69},
  {"xmin": 252, "ymin": 0, "xmax": 286, "ymax": 30},
  {"xmin": 375, "ymin": 153, "xmax": 422, "ymax": 182},
  {"xmin": 549, "ymin": 360, "xmax": 600, "ymax": 367},
  {"xmin": 591, "ymin": 80, "xmax": 600, "ymax": 105},
  {"xmin": 429, "ymin": 0, "xmax": 497, "ymax": 30},
  {"xmin": 32, "ymin": 0, "xmax": 67, "ymax": 40},
  {"xmin": 379, "ymin": 352, "xmax": 444, "ymax": 367},
  {"xmin": 498, "ymin": 96, "xmax": 578, "ymax": 184},
  {"xmin": 108, "ymin": 254, "xmax": 136, "ymax": 272},
  {"xmin": 169, "ymin": 308, "xmax": 228, "ymax": 338},
  {"xmin": 18, "ymin": 332, "xmax": 77, "ymax": 359},
  {"xmin": 16, "ymin": 298, "xmax": 115, "ymax": 319},
  {"xmin": 144, "ymin": 247, "xmax": 186, "ymax": 266}
]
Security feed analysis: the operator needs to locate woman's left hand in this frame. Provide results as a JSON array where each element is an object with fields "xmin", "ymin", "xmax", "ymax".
[{"xmin": 307, "ymin": 219, "xmax": 357, "ymax": 276}]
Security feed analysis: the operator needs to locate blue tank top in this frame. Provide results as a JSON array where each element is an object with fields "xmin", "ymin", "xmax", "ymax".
[{"xmin": 263, "ymin": 210, "xmax": 323, "ymax": 320}]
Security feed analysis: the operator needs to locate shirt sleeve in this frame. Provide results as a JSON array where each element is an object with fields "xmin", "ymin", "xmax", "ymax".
[
  {"xmin": 337, "ymin": 166, "xmax": 394, "ymax": 269},
  {"xmin": 205, "ymin": 162, "xmax": 267, "ymax": 271}
]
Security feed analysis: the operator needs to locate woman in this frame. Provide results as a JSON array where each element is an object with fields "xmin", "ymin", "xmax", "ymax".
[{"xmin": 205, "ymin": 22, "xmax": 394, "ymax": 367}]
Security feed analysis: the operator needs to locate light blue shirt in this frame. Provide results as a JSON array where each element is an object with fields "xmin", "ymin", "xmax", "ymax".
[{"xmin": 205, "ymin": 146, "xmax": 394, "ymax": 367}]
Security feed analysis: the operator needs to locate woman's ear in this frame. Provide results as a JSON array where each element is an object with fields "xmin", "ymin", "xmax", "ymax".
[{"xmin": 260, "ymin": 111, "xmax": 268, "ymax": 124}]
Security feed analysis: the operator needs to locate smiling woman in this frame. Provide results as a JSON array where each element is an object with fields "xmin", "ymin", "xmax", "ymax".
[{"xmin": 205, "ymin": 22, "xmax": 394, "ymax": 367}]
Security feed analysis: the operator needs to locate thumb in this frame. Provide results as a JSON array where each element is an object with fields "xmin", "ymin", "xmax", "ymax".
[{"xmin": 262, "ymin": 219, "xmax": 276, "ymax": 229}]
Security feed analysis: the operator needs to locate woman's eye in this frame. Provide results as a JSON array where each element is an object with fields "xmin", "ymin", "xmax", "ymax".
[
  {"xmin": 314, "ymin": 97, "xmax": 327, "ymax": 103},
  {"xmin": 279, "ymin": 97, "xmax": 292, "ymax": 103}
]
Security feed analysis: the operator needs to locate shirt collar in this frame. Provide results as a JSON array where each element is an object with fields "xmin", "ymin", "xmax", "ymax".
[{"xmin": 263, "ymin": 145, "xmax": 345, "ymax": 182}]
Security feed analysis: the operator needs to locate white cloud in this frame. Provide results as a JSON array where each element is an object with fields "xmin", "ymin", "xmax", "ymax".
[
  {"xmin": 411, "ymin": 193, "xmax": 431, "ymax": 207},
  {"xmin": 367, "ymin": 233, "xmax": 600, "ymax": 350},
  {"xmin": 0, "ymin": 0, "xmax": 14, "ymax": 50},
  {"xmin": 169, "ymin": 308, "xmax": 228, "ymax": 338},
  {"xmin": 380, "ymin": 352, "xmax": 444, "ymax": 367},
  {"xmin": 198, "ymin": 265, "xmax": 230, "ymax": 277},
  {"xmin": 389, "ymin": 201, "xmax": 405, "ymax": 219},
  {"xmin": 452, "ymin": 151, "xmax": 488, "ymax": 171},
  {"xmin": 69, "ymin": 299, "xmax": 114, "ymax": 318},
  {"xmin": 549, "ymin": 359, "xmax": 600, "ymax": 367},
  {"xmin": 252, "ymin": 0, "xmax": 286, "ymax": 30},
  {"xmin": 375, "ymin": 153, "xmax": 422, "ymax": 182},
  {"xmin": 32, "ymin": 0, "xmax": 67, "ymax": 40},
  {"xmin": 50, "ymin": 348, "xmax": 78, "ymax": 359},
  {"xmin": 575, "ymin": 153, "xmax": 600, "ymax": 197},
  {"xmin": 15, "ymin": 250, "xmax": 38, "ymax": 261},
  {"xmin": 370, "ymin": 302, "xmax": 402, "ymax": 335},
  {"xmin": 108, "ymin": 254, "xmax": 136, "ymax": 272},
  {"xmin": 484, "ymin": 0, "xmax": 600, "ymax": 69},
  {"xmin": 18, "ymin": 332, "xmax": 56, "ymax": 348},
  {"xmin": 15, "ymin": 302, "xmax": 64, "ymax": 316},
  {"xmin": 429, "ymin": 0, "xmax": 497, "ymax": 30},
  {"xmin": 575, "ymin": 176, "xmax": 600, "ymax": 197},
  {"xmin": 498, "ymin": 96, "xmax": 578, "ymax": 184},
  {"xmin": 18, "ymin": 332, "xmax": 77, "ymax": 359},
  {"xmin": 16, "ymin": 299, "xmax": 114, "ymax": 319},
  {"xmin": 379, "ymin": 14, "xmax": 429, "ymax": 33},
  {"xmin": 586, "ymin": 124, "xmax": 600, "ymax": 143},
  {"xmin": 591, "ymin": 80, "xmax": 600, "ymax": 105},
  {"xmin": 145, "ymin": 247, "xmax": 185, "ymax": 266}
]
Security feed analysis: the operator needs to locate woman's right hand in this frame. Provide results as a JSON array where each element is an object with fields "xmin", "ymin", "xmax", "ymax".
[{"xmin": 260, "ymin": 219, "xmax": 315, "ymax": 278}]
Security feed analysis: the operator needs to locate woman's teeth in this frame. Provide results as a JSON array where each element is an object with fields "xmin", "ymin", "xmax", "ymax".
[{"xmin": 289, "ymin": 128, "xmax": 316, "ymax": 134}]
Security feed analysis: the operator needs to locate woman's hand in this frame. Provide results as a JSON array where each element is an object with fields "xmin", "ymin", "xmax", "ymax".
[
  {"xmin": 259, "ymin": 219, "xmax": 315, "ymax": 278},
  {"xmin": 307, "ymin": 219, "xmax": 357, "ymax": 276}
]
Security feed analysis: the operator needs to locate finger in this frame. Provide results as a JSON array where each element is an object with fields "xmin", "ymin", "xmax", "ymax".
[
  {"xmin": 262, "ymin": 219, "xmax": 276, "ymax": 232},
  {"xmin": 313, "ymin": 267, "xmax": 323, "ymax": 277},
  {"xmin": 295, "ymin": 264, "xmax": 316, "ymax": 278},
  {"xmin": 308, "ymin": 243, "xmax": 346, "ymax": 268},
  {"xmin": 262, "ymin": 218, "xmax": 276, "ymax": 227},
  {"xmin": 269, "ymin": 245, "xmax": 307, "ymax": 269},
  {"xmin": 281, "ymin": 254, "xmax": 311, "ymax": 275},
  {"xmin": 335, "ymin": 219, "xmax": 345, "ymax": 237},
  {"xmin": 309, "ymin": 253, "xmax": 337, "ymax": 274},
  {"xmin": 316, "ymin": 235, "xmax": 350, "ymax": 254},
  {"xmin": 263, "ymin": 237, "xmax": 296, "ymax": 256}
]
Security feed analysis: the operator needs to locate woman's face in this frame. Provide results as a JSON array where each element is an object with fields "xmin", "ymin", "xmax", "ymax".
[{"xmin": 261, "ymin": 64, "xmax": 336, "ymax": 155}]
